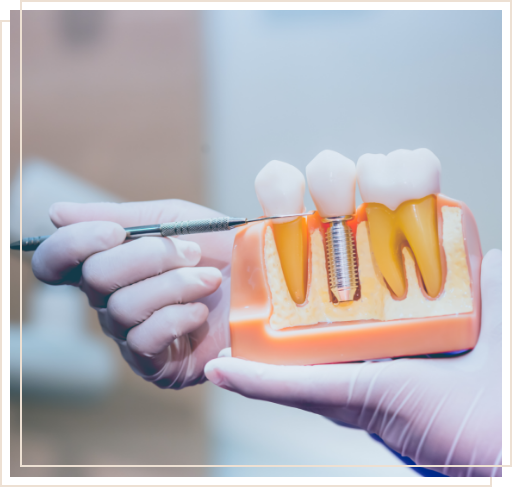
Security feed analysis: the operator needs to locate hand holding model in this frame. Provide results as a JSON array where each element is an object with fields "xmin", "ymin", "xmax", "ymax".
[
  {"xmin": 32, "ymin": 199, "xmax": 233, "ymax": 389},
  {"xmin": 205, "ymin": 248, "xmax": 502, "ymax": 476},
  {"xmin": 205, "ymin": 148, "xmax": 502, "ymax": 476}
]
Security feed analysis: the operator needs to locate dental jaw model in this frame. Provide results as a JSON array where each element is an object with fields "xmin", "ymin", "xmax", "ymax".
[
  {"xmin": 230, "ymin": 149, "xmax": 482, "ymax": 365},
  {"xmin": 306, "ymin": 150, "xmax": 359, "ymax": 303}
]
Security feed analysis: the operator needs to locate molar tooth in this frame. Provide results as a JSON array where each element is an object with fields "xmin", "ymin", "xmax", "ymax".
[
  {"xmin": 357, "ymin": 149, "xmax": 443, "ymax": 299},
  {"xmin": 357, "ymin": 148, "xmax": 441, "ymax": 211},
  {"xmin": 255, "ymin": 160, "xmax": 307, "ymax": 304}
]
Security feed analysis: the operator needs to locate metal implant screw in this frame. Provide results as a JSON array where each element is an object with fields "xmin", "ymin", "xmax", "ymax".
[{"xmin": 323, "ymin": 216, "xmax": 359, "ymax": 303}]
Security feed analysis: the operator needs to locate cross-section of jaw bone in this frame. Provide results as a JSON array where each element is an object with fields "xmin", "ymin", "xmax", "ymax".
[
  {"xmin": 356, "ymin": 149, "xmax": 443, "ymax": 299},
  {"xmin": 255, "ymin": 160, "xmax": 307, "ymax": 304}
]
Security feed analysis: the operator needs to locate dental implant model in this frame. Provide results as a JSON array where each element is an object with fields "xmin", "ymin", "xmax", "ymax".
[
  {"xmin": 306, "ymin": 150, "xmax": 359, "ymax": 303},
  {"xmin": 255, "ymin": 160, "xmax": 307, "ymax": 304},
  {"xmin": 229, "ymin": 148, "xmax": 482, "ymax": 366}
]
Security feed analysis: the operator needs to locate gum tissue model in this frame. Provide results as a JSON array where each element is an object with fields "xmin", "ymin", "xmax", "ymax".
[{"xmin": 230, "ymin": 149, "xmax": 482, "ymax": 365}]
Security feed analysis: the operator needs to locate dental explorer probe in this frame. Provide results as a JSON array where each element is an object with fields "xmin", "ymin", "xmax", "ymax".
[{"xmin": 10, "ymin": 211, "xmax": 315, "ymax": 252}]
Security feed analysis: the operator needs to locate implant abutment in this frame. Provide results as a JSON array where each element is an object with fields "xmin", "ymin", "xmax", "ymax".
[{"xmin": 322, "ymin": 216, "xmax": 359, "ymax": 303}]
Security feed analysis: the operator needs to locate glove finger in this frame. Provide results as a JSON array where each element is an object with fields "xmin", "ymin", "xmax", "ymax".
[
  {"xmin": 104, "ymin": 266, "xmax": 222, "ymax": 339},
  {"xmin": 31, "ymin": 221, "xmax": 126, "ymax": 285},
  {"xmin": 204, "ymin": 357, "xmax": 367, "ymax": 417},
  {"xmin": 50, "ymin": 199, "xmax": 224, "ymax": 228},
  {"xmin": 49, "ymin": 200, "xmax": 233, "ymax": 269},
  {"xmin": 218, "ymin": 347, "xmax": 232, "ymax": 358},
  {"xmin": 477, "ymin": 249, "xmax": 502, "ymax": 345},
  {"xmin": 81, "ymin": 236, "xmax": 201, "ymax": 296},
  {"xmin": 125, "ymin": 302, "xmax": 209, "ymax": 376}
]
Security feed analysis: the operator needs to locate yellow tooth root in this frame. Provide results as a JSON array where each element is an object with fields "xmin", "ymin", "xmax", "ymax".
[
  {"xmin": 365, "ymin": 204, "xmax": 407, "ymax": 298},
  {"xmin": 366, "ymin": 195, "xmax": 443, "ymax": 299},
  {"xmin": 272, "ymin": 217, "xmax": 308, "ymax": 304}
]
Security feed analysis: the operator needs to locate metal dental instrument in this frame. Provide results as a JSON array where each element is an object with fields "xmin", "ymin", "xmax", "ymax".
[{"xmin": 10, "ymin": 211, "xmax": 315, "ymax": 252}]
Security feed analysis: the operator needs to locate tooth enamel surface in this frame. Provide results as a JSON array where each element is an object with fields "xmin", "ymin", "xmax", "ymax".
[
  {"xmin": 255, "ymin": 160, "xmax": 305, "ymax": 220},
  {"xmin": 357, "ymin": 148, "xmax": 441, "ymax": 211},
  {"xmin": 306, "ymin": 150, "xmax": 356, "ymax": 217},
  {"xmin": 255, "ymin": 160, "xmax": 307, "ymax": 304},
  {"xmin": 264, "ymin": 207, "xmax": 472, "ymax": 330},
  {"xmin": 357, "ymin": 149, "xmax": 443, "ymax": 299}
]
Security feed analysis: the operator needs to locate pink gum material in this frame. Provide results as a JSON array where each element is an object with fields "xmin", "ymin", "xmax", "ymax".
[{"xmin": 229, "ymin": 195, "xmax": 482, "ymax": 365}]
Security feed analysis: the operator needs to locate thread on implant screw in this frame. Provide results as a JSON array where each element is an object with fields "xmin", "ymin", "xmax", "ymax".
[{"xmin": 323, "ymin": 217, "xmax": 359, "ymax": 303}]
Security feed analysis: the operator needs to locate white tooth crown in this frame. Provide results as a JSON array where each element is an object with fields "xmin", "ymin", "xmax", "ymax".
[
  {"xmin": 306, "ymin": 150, "xmax": 356, "ymax": 217},
  {"xmin": 255, "ymin": 160, "xmax": 305, "ymax": 221},
  {"xmin": 356, "ymin": 148, "xmax": 441, "ymax": 211}
]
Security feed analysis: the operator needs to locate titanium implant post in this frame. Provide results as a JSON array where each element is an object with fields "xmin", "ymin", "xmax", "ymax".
[{"xmin": 323, "ymin": 216, "xmax": 359, "ymax": 303}]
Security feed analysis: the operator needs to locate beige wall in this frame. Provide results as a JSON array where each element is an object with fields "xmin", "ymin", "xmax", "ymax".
[{"xmin": 12, "ymin": 10, "xmax": 205, "ymax": 203}]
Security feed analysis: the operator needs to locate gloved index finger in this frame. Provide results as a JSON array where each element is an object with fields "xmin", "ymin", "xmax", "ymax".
[{"xmin": 31, "ymin": 221, "xmax": 126, "ymax": 285}]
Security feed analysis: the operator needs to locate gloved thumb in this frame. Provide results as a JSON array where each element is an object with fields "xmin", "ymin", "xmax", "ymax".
[{"xmin": 204, "ymin": 356, "xmax": 368, "ymax": 416}]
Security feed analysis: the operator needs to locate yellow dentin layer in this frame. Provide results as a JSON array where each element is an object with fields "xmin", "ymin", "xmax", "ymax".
[
  {"xmin": 365, "ymin": 195, "xmax": 443, "ymax": 299},
  {"xmin": 272, "ymin": 217, "xmax": 308, "ymax": 304}
]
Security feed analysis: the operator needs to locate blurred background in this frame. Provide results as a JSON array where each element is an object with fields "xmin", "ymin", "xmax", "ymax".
[{"xmin": 10, "ymin": 9, "xmax": 502, "ymax": 478}]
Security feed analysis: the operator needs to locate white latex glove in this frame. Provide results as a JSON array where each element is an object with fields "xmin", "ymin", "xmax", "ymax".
[
  {"xmin": 205, "ymin": 250, "xmax": 503, "ymax": 477},
  {"xmin": 32, "ymin": 199, "xmax": 233, "ymax": 389}
]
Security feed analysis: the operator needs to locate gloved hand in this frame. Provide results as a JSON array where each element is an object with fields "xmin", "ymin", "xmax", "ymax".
[
  {"xmin": 205, "ymin": 249, "xmax": 502, "ymax": 477},
  {"xmin": 32, "ymin": 199, "xmax": 233, "ymax": 389}
]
